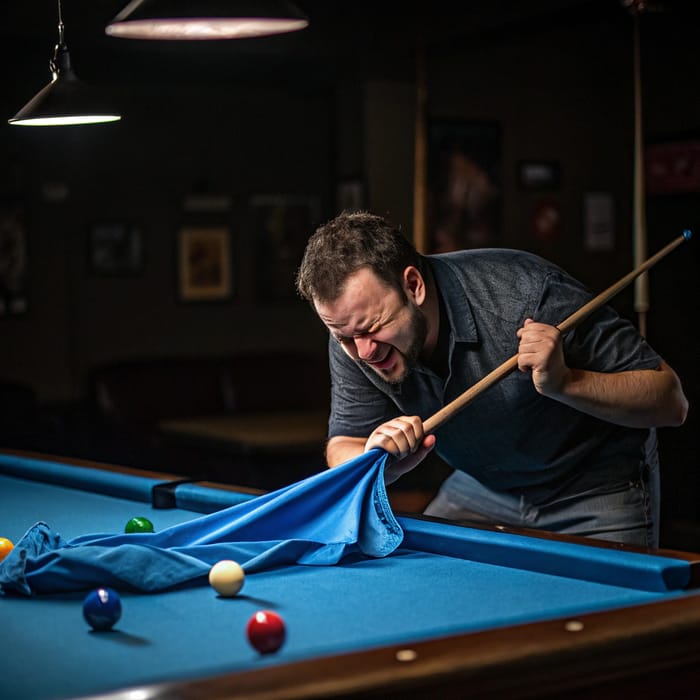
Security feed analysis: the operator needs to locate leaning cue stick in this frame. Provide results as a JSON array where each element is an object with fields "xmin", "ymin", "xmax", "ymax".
[
  {"xmin": 632, "ymin": 8, "xmax": 649, "ymax": 337},
  {"xmin": 422, "ymin": 230, "xmax": 692, "ymax": 434},
  {"xmin": 413, "ymin": 40, "xmax": 428, "ymax": 254}
]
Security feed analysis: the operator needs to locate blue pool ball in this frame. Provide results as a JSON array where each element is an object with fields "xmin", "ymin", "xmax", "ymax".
[{"xmin": 83, "ymin": 587, "xmax": 122, "ymax": 631}]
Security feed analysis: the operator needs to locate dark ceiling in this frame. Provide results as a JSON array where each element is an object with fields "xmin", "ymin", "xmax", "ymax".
[
  {"xmin": 0, "ymin": 1, "xmax": 611, "ymax": 84},
  {"xmin": 2, "ymin": 1, "xmax": 697, "ymax": 87}
]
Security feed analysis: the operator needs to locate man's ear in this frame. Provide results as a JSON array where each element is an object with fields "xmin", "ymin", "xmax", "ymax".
[{"xmin": 403, "ymin": 266, "xmax": 426, "ymax": 305}]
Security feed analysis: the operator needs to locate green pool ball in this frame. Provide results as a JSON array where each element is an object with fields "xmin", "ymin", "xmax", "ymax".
[{"xmin": 124, "ymin": 516, "xmax": 155, "ymax": 534}]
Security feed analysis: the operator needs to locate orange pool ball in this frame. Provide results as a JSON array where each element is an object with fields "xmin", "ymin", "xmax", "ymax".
[{"xmin": 0, "ymin": 537, "xmax": 14, "ymax": 563}]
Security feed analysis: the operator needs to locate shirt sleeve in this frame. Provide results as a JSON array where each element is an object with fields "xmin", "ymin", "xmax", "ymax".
[
  {"xmin": 327, "ymin": 337, "xmax": 399, "ymax": 439},
  {"xmin": 534, "ymin": 269, "xmax": 662, "ymax": 372}
]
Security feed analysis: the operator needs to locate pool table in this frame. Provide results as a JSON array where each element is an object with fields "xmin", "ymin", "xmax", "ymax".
[{"xmin": 2, "ymin": 448, "xmax": 700, "ymax": 700}]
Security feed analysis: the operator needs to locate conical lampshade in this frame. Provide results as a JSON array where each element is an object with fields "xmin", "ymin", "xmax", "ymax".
[
  {"xmin": 105, "ymin": 0, "xmax": 309, "ymax": 40},
  {"xmin": 9, "ymin": 31, "xmax": 121, "ymax": 126}
]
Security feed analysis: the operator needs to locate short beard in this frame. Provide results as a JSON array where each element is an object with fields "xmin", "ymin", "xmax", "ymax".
[{"xmin": 384, "ymin": 303, "xmax": 428, "ymax": 385}]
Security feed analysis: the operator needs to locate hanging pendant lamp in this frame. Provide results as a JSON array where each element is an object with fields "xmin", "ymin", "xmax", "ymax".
[
  {"xmin": 9, "ymin": 1, "xmax": 121, "ymax": 126},
  {"xmin": 105, "ymin": 0, "xmax": 309, "ymax": 40}
]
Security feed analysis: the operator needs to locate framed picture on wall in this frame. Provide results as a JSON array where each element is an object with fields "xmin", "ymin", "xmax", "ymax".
[
  {"xmin": 177, "ymin": 226, "xmax": 233, "ymax": 302},
  {"xmin": 0, "ymin": 201, "xmax": 28, "ymax": 315},
  {"xmin": 89, "ymin": 223, "xmax": 143, "ymax": 276},
  {"xmin": 427, "ymin": 120, "xmax": 502, "ymax": 253},
  {"xmin": 249, "ymin": 195, "xmax": 321, "ymax": 302}
]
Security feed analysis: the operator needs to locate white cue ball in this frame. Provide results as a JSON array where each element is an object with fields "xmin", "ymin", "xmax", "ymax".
[{"xmin": 209, "ymin": 560, "xmax": 245, "ymax": 597}]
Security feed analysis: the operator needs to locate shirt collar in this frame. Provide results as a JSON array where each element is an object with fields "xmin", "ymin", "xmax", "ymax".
[{"xmin": 426, "ymin": 255, "xmax": 479, "ymax": 344}]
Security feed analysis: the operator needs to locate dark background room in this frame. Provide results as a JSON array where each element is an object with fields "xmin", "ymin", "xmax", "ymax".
[{"xmin": 1, "ymin": 1, "xmax": 698, "ymax": 548}]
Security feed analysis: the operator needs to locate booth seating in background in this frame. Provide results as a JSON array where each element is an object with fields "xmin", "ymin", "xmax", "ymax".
[
  {"xmin": 0, "ymin": 381, "xmax": 39, "ymax": 450},
  {"xmin": 87, "ymin": 352, "xmax": 331, "ymax": 489},
  {"xmin": 0, "ymin": 381, "xmax": 71, "ymax": 455},
  {"xmin": 2, "ymin": 354, "xmax": 450, "ymax": 508}
]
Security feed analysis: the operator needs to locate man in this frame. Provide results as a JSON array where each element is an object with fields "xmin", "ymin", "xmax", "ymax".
[{"xmin": 295, "ymin": 211, "xmax": 688, "ymax": 546}]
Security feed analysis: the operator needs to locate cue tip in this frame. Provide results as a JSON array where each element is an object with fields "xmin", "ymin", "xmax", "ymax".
[{"xmin": 683, "ymin": 229, "xmax": 692, "ymax": 241}]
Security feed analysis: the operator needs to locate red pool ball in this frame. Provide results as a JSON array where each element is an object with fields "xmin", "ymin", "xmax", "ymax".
[{"xmin": 246, "ymin": 610, "xmax": 286, "ymax": 654}]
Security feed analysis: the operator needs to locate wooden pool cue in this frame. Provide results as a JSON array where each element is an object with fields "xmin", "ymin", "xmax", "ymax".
[
  {"xmin": 423, "ymin": 230, "xmax": 692, "ymax": 434},
  {"xmin": 413, "ymin": 40, "xmax": 428, "ymax": 254},
  {"xmin": 632, "ymin": 5, "xmax": 649, "ymax": 337}
]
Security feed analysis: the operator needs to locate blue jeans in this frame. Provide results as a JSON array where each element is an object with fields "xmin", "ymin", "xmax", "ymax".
[{"xmin": 424, "ymin": 457, "xmax": 660, "ymax": 548}]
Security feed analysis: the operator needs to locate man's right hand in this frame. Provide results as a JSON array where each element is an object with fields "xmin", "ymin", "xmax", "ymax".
[
  {"xmin": 326, "ymin": 415, "xmax": 436, "ymax": 484},
  {"xmin": 381, "ymin": 433, "xmax": 436, "ymax": 485},
  {"xmin": 364, "ymin": 415, "xmax": 425, "ymax": 458}
]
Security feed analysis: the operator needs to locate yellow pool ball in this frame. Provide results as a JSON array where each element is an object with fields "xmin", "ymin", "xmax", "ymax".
[
  {"xmin": 208, "ymin": 560, "xmax": 245, "ymax": 597},
  {"xmin": 0, "ymin": 537, "xmax": 14, "ymax": 563}
]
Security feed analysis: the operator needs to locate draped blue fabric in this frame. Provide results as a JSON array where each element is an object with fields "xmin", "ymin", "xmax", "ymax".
[{"xmin": 0, "ymin": 450, "xmax": 403, "ymax": 595}]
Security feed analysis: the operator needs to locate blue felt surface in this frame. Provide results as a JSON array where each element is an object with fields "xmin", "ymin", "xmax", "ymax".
[
  {"xmin": 0, "ymin": 473, "xmax": 197, "ymax": 542},
  {"xmin": 174, "ymin": 481, "xmax": 257, "ymax": 512},
  {"xmin": 2, "ymin": 539, "xmax": 681, "ymax": 700},
  {"xmin": 0, "ymin": 452, "xmax": 158, "ymax": 503},
  {"xmin": 400, "ymin": 516, "xmax": 692, "ymax": 592}
]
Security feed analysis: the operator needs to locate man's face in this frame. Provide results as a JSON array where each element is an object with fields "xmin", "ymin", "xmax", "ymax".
[{"xmin": 313, "ymin": 267, "xmax": 427, "ymax": 385}]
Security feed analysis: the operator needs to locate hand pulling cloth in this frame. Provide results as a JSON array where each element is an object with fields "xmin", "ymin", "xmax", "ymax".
[{"xmin": 0, "ymin": 449, "xmax": 402, "ymax": 595}]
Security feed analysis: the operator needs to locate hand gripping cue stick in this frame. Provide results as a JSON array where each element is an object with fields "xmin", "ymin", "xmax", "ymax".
[{"xmin": 422, "ymin": 230, "xmax": 693, "ymax": 434}]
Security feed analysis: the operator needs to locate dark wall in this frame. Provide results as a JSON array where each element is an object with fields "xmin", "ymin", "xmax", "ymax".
[{"xmin": 2, "ymin": 81, "xmax": 334, "ymax": 401}]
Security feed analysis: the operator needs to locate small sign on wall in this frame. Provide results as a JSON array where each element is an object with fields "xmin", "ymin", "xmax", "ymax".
[
  {"xmin": 530, "ymin": 199, "xmax": 562, "ymax": 241},
  {"xmin": 645, "ymin": 140, "xmax": 700, "ymax": 195},
  {"xmin": 89, "ymin": 223, "xmax": 143, "ymax": 276},
  {"xmin": 518, "ymin": 161, "xmax": 561, "ymax": 191},
  {"xmin": 583, "ymin": 193, "xmax": 615, "ymax": 252}
]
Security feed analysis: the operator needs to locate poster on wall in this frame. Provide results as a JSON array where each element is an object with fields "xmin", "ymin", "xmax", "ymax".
[
  {"xmin": 249, "ymin": 195, "xmax": 321, "ymax": 302},
  {"xmin": 177, "ymin": 226, "xmax": 233, "ymax": 302},
  {"xmin": 0, "ymin": 201, "xmax": 28, "ymax": 316},
  {"xmin": 426, "ymin": 120, "xmax": 502, "ymax": 253}
]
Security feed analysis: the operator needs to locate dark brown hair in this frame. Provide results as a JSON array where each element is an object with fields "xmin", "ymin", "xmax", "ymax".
[{"xmin": 295, "ymin": 211, "xmax": 423, "ymax": 303}]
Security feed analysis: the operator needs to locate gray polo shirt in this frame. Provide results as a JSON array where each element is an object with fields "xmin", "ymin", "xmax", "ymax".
[{"xmin": 327, "ymin": 248, "xmax": 661, "ymax": 493}]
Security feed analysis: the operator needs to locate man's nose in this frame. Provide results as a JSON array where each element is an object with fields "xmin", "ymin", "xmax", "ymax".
[{"xmin": 355, "ymin": 335, "xmax": 377, "ymax": 360}]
